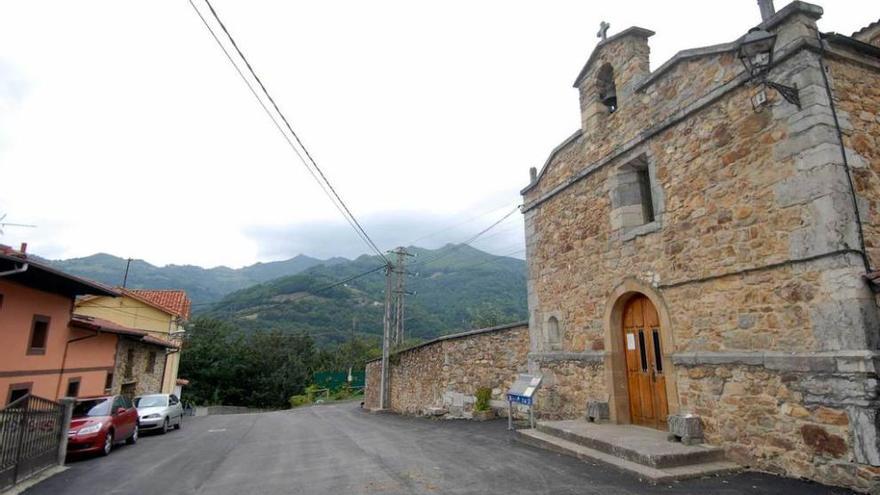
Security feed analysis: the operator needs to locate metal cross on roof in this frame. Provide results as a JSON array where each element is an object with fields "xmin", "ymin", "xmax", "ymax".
[{"xmin": 597, "ymin": 21, "xmax": 610, "ymax": 41}]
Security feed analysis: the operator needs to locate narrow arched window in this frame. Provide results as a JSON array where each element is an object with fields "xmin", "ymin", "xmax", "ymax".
[
  {"xmin": 546, "ymin": 316, "xmax": 562, "ymax": 351},
  {"xmin": 597, "ymin": 63, "xmax": 617, "ymax": 113}
]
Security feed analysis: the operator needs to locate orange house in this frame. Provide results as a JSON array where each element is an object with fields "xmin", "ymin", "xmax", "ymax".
[{"xmin": 0, "ymin": 246, "xmax": 121, "ymax": 405}]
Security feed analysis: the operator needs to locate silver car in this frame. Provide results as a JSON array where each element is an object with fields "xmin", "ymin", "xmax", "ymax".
[{"xmin": 134, "ymin": 394, "xmax": 183, "ymax": 433}]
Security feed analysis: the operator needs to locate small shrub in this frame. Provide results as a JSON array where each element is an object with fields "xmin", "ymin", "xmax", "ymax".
[
  {"xmin": 474, "ymin": 387, "xmax": 492, "ymax": 412},
  {"xmin": 289, "ymin": 395, "xmax": 310, "ymax": 408},
  {"xmin": 332, "ymin": 387, "xmax": 351, "ymax": 401},
  {"xmin": 305, "ymin": 384, "xmax": 322, "ymax": 402}
]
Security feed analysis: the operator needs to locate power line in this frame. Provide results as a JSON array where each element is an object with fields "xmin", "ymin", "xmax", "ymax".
[
  {"xmin": 411, "ymin": 205, "xmax": 522, "ymax": 270},
  {"xmin": 400, "ymin": 201, "xmax": 520, "ymax": 248},
  {"xmin": 189, "ymin": 0, "xmax": 389, "ymax": 265}
]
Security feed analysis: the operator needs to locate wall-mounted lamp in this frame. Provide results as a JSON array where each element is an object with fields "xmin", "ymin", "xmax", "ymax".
[{"xmin": 737, "ymin": 27, "xmax": 801, "ymax": 109}]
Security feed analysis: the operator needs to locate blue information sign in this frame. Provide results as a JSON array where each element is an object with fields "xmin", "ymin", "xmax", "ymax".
[{"xmin": 507, "ymin": 394, "xmax": 533, "ymax": 406}]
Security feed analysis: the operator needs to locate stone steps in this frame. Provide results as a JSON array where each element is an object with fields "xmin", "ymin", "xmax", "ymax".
[
  {"xmin": 536, "ymin": 421, "xmax": 726, "ymax": 468},
  {"xmin": 514, "ymin": 420, "xmax": 740, "ymax": 483}
]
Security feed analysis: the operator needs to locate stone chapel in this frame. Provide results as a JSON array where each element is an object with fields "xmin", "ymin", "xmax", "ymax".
[{"xmin": 522, "ymin": 0, "xmax": 880, "ymax": 489}]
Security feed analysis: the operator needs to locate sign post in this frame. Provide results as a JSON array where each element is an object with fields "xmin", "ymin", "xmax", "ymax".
[{"xmin": 506, "ymin": 374, "xmax": 542, "ymax": 430}]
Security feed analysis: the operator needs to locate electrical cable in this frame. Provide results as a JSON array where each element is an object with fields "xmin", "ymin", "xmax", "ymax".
[
  {"xmin": 411, "ymin": 205, "xmax": 522, "ymax": 270},
  {"xmin": 189, "ymin": 0, "xmax": 388, "ymax": 265}
]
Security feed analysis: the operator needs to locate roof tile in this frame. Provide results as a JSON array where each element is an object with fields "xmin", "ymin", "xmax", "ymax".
[{"xmin": 124, "ymin": 289, "xmax": 191, "ymax": 320}]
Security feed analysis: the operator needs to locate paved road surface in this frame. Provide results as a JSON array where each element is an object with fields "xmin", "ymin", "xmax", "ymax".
[{"xmin": 26, "ymin": 402, "xmax": 854, "ymax": 494}]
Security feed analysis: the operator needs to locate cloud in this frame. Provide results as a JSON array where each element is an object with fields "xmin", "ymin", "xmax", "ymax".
[{"xmin": 244, "ymin": 208, "xmax": 525, "ymax": 261}]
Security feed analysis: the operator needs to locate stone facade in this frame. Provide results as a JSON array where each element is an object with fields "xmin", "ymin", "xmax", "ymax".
[
  {"xmin": 522, "ymin": 2, "xmax": 880, "ymax": 492},
  {"xmin": 364, "ymin": 323, "xmax": 529, "ymax": 417},
  {"xmin": 111, "ymin": 337, "xmax": 167, "ymax": 399}
]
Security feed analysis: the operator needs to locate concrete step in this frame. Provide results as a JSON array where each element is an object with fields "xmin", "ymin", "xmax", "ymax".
[
  {"xmin": 537, "ymin": 421, "xmax": 726, "ymax": 468},
  {"xmin": 515, "ymin": 429, "xmax": 741, "ymax": 484}
]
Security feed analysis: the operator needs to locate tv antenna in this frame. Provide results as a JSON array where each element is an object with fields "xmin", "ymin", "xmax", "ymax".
[{"xmin": 0, "ymin": 213, "xmax": 37, "ymax": 236}]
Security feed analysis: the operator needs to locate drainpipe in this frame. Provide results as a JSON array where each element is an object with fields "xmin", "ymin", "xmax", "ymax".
[
  {"xmin": 55, "ymin": 329, "xmax": 100, "ymax": 399},
  {"xmin": 0, "ymin": 262, "xmax": 28, "ymax": 277},
  {"xmin": 816, "ymin": 32, "xmax": 872, "ymax": 273}
]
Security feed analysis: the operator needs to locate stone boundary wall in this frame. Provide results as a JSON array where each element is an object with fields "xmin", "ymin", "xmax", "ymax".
[{"xmin": 364, "ymin": 322, "xmax": 529, "ymax": 417}]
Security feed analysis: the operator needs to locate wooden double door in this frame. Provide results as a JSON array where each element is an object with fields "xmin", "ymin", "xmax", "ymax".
[{"xmin": 623, "ymin": 295, "xmax": 668, "ymax": 429}]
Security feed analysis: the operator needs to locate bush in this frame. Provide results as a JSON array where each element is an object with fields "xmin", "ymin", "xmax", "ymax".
[
  {"xmin": 289, "ymin": 395, "xmax": 311, "ymax": 408},
  {"xmin": 474, "ymin": 387, "xmax": 492, "ymax": 412}
]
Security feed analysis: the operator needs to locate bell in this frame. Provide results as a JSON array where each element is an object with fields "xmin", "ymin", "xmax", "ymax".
[{"xmin": 600, "ymin": 88, "xmax": 618, "ymax": 112}]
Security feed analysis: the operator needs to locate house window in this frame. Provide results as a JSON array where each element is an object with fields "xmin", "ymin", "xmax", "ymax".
[
  {"xmin": 610, "ymin": 155, "xmax": 661, "ymax": 235},
  {"xmin": 546, "ymin": 316, "xmax": 563, "ymax": 351},
  {"xmin": 146, "ymin": 351, "xmax": 156, "ymax": 373},
  {"xmin": 125, "ymin": 348, "xmax": 135, "ymax": 378},
  {"xmin": 66, "ymin": 378, "xmax": 81, "ymax": 398},
  {"xmin": 6, "ymin": 383, "xmax": 31, "ymax": 406},
  {"xmin": 27, "ymin": 315, "xmax": 51, "ymax": 355},
  {"xmin": 105, "ymin": 372, "xmax": 114, "ymax": 392},
  {"xmin": 597, "ymin": 63, "xmax": 618, "ymax": 113}
]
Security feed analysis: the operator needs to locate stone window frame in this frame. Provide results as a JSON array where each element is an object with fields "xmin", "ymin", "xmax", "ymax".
[
  {"xmin": 608, "ymin": 152, "xmax": 665, "ymax": 241},
  {"xmin": 542, "ymin": 312, "xmax": 565, "ymax": 351}
]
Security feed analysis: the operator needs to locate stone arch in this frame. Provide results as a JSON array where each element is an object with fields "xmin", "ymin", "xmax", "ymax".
[{"xmin": 602, "ymin": 277, "xmax": 680, "ymax": 424}]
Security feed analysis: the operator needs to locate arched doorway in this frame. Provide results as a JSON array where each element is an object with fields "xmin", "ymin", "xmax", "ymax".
[{"xmin": 622, "ymin": 295, "xmax": 668, "ymax": 429}]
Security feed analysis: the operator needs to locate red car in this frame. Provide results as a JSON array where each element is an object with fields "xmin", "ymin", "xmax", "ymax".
[{"xmin": 67, "ymin": 395, "xmax": 138, "ymax": 456}]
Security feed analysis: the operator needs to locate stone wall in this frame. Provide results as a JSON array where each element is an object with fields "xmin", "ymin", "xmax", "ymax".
[
  {"xmin": 112, "ymin": 337, "xmax": 167, "ymax": 398},
  {"xmin": 364, "ymin": 323, "xmax": 529, "ymax": 416},
  {"xmin": 521, "ymin": 3, "xmax": 880, "ymax": 492},
  {"xmin": 675, "ymin": 362, "xmax": 880, "ymax": 491}
]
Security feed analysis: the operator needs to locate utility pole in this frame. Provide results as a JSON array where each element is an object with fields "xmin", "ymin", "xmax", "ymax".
[
  {"xmin": 348, "ymin": 316, "xmax": 356, "ymax": 384},
  {"xmin": 379, "ymin": 248, "xmax": 415, "ymax": 409},
  {"xmin": 122, "ymin": 257, "xmax": 133, "ymax": 288},
  {"xmin": 379, "ymin": 262, "xmax": 393, "ymax": 410},
  {"xmin": 391, "ymin": 247, "xmax": 414, "ymax": 347}
]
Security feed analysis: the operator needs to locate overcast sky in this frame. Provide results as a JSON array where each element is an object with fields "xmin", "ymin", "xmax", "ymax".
[{"xmin": 0, "ymin": 1, "xmax": 876, "ymax": 268}]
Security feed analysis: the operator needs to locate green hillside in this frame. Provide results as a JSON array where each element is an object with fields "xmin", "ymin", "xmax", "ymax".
[
  {"xmin": 43, "ymin": 253, "xmax": 344, "ymax": 304},
  {"xmin": 205, "ymin": 244, "xmax": 527, "ymax": 343}
]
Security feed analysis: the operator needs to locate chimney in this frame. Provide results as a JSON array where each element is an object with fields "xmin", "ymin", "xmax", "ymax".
[
  {"xmin": 529, "ymin": 167, "xmax": 538, "ymax": 183},
  {"xmin": 757, "ymin": 0, "xmax": 776, "ymax": 22},
  {"xmin": 19, "ymin": 242, "xmax": 27, "ymax": 254}
]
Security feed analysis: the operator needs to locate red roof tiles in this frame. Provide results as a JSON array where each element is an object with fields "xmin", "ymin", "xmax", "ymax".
[{"xmin": 123, "ymin": 289, "xmax": 191, "ymax": 320}]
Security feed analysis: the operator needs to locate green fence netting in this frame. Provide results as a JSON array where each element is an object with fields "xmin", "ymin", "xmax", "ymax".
[{"xmin": 313, "ymin": 370, "xmax": 365, "ymax": 390}]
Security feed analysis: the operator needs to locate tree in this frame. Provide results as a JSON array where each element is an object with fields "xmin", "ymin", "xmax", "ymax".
[
  {"xmin": 180, "ymin": 318, "xmax": 316, "ymax": 409},
  {"xmin": 467, "ymin": 303, "xmax": 506, "ymax": 329}
]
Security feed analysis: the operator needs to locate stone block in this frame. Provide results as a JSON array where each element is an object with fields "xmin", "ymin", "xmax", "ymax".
[
  {"xmin": 586, "ymin": 400, "xmax": 610, "ymax": 422},
  {"xmin": 667, "ymin": 413, "xmax": 704, "ymax": 445},
  {"xmin": 849, "ymin": 407, "xmax": 880, "ymax": 466},
  {"xmin": 811, "ymin": 299, "xmax": 877, "ymax": 351}
]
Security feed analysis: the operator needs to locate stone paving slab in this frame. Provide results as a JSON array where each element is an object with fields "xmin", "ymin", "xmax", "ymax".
[
  {"xmin": 517, "ymin": 428, "xmax": 741, "ymax": 483},
  {"xmin": 538, "ymin": 419, "xmax": 726, "ymax": 467}
]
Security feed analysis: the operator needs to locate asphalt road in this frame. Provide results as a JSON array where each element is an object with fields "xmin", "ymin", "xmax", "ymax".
[{"xmin": 26, "ymin": 402, "xmax": 854, "ymax": 495}]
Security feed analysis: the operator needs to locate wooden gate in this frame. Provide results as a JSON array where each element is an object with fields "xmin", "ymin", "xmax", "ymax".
[{"xmin": 623, "ymin": 295, "xmax": 669, "ymax": 429}]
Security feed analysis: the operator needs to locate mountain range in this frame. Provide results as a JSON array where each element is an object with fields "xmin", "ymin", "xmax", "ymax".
[
  {"xmin": 43, "ymin": 252, "xmax": 347, "ymax": 304},
  {"xmin": 45, "ymin": 245, "xmax": 528, "ymax": 341}
]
